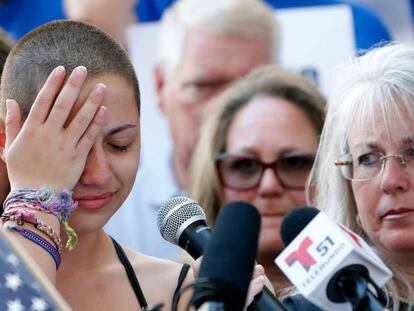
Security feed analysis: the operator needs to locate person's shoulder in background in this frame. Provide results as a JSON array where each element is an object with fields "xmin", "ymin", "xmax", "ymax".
[{"xmin": 136, "ymin": 0, "xmax": 392, "ymax": 52}]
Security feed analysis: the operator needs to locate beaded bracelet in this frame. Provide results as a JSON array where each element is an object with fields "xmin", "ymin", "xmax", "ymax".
[
  {"xmin": 7, "ymin": 225, "xmax": 61, "ymax": 269},
  {"xmin": 3, "ymin": 187, "xmax": 78, "ymax": 250},
  {"xmin": 1, "ymin": 209, "xmax": 63, "ymax": 254}
]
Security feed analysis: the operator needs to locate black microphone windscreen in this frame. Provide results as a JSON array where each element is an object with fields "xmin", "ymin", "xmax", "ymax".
[
  {"xmin": 280, "ymin": 206, "xmax": 319, "ymax": 247},
  {"xmin": 196, "ymin": 201, "xmax": 261, "ymax": 311}
]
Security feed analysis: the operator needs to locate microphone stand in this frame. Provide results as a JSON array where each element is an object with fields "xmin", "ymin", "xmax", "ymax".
[
  {"xmin": 327, "ymin": 264, "xmax": 387, "ymax": 311},
  {"xmin": 247, "ymin": 286, "xmax": 288, "ymax": 311}
]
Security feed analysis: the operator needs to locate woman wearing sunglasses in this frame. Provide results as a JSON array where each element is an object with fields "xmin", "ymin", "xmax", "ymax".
[{"xmin": 190, "ymin": 64, "xmax": 325, "ymax": 294}]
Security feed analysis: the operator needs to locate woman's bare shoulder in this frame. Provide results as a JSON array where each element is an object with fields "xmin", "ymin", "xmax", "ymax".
[{"xmin": 122, "ymin": 246, "xmax": 195, "ymax": 309}]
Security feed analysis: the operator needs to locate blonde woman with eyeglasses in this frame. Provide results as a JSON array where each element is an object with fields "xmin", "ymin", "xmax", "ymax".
[{"xmin": 286, "ymin": 42, "xmax": 414, "ymax": 310}]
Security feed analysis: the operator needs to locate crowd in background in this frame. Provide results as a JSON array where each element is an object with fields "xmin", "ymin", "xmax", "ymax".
[{"xmin": 1, "ymin": 0, "xmax": 414, "ymax": 310}]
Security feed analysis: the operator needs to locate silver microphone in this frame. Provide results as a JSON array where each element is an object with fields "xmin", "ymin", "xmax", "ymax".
[{"xmin": 157, "ymin": 196, "xmax": 210, "ymax": 258}]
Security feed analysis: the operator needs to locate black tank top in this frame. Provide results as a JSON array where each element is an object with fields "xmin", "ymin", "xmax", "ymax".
[{"xmin": 111, "ymin": 237, "xmax": 190, "ymax": 309}]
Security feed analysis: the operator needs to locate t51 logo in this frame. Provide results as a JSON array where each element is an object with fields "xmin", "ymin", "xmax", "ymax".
[{"xmin": 285, "ymin": 236, "xmax": 335, "ymax": 271}]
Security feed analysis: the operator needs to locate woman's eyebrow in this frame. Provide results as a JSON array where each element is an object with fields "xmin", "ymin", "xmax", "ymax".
[
  {"xmin": 351, "ymin": 142, "xmax": 377, "ymax": 150},
  {"xmin": 106, "ymin": 124, "xmax": 137, "ymax": 136}
]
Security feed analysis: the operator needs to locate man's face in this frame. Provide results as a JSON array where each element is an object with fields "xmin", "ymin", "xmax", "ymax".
[{"xmin": 155, "ymin": 28, "xmax": 272, "ymax": 169}]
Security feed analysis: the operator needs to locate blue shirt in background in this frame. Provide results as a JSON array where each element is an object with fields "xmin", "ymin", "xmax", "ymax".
[
  {"xmin": 0, "ymin": 0, "xmax": 65, "ymax": 41},
  {"xmin": 135, "ymin": 0, "xmax": 391, "ymax": 52}
]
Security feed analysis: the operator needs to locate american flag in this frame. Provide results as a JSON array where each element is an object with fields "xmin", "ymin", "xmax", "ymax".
[{"xmin": 0, "ymin": 231, "xmax": 62, "ymax": 311}]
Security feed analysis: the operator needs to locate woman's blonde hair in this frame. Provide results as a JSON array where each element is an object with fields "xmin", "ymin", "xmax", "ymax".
[
  {"xmin": 190, "ymin": 64, "xmax": 325, "ymax": 225},
  {"xmin": 311, "ymin": 42, "xmax": 414, "ymax": 309}
]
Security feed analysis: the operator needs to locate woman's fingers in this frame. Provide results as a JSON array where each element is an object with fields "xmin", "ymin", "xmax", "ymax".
[
  {"xmin": 5, "ymin": 99, "xmax": 22, "ymax": 150},
  {"xmin": 66, "ymin": 83, "xmax": 106, "ymax": 146},
  {"xmin": 76, "ymin": 105, "xmax": 107, "ymax": 154},
  {"xmin": 244, "ymin": 276, "xmax": 265, "ymax": 309},
  {"xmin": 4, "ymin": 66, "xmax": 109, "ymax": 192},
  {"xmin": 252, "ymin": 264, "xmax": 265, "ymax": 278},
  {"xmin": 46, "ymin": 66, "xmax": 88, "ymax": 130},
  {"xmin": 251, "ymin": 264, "xmax": 275, "ymax": 295},
  {"xmin": 243, "ymin": 264, "xmax": 269, "ymax": 310},
  {"xmin": 25, "ymin": 66, "xmax": 66, "ymax": 126}
]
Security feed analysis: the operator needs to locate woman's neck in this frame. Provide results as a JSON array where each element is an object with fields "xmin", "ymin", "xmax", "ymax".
[
  {"xmin": 384, "ymin": 253, "xmax": 414, "ymax": 303},
  {"xmin": 59, "ymin": 229, "xmax": 112, "ymax": 272}
]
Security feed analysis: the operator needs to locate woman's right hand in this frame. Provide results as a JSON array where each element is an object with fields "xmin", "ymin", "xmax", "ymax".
[
  {"xmin": 4, "ymin": 66, "xmax": 107, "ymax": 192},
  {"xmin": 192, "ymin": 258, "xmax": 272, "ymax": 310}
]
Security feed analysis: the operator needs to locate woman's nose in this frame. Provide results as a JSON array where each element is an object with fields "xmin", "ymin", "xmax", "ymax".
[
  {"xmin": 79, "ymin": 145, "xmax": 112, "ymax": 186},
  {"xmin": 380, "ymin": 156, "xmax": 409, "ymax": 194},
  {"xmin": 258, "ymin": 167, "xmax": 284, "ymax": 197}
]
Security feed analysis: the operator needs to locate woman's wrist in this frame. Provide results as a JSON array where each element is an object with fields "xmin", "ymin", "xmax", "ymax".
[
  {"xmin": 1, "ymin": 209, "xmax": 62, "ymax": 252},
  {"xmin": 3, "ymin": 207, "xmax": 60, "ymax": 229},
  {"xmin": 2, "ymin": 187, "xmax": 78, "ymax": 250}
]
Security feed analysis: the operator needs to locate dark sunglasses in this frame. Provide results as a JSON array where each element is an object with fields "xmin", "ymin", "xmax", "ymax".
[{"xmin": 215, "ymin": 152, "xmax": 315, "ymax": 191}]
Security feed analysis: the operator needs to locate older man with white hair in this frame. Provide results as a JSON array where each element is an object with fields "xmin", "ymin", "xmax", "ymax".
[{"xmin": 105, "ymin": 0, "xmax": 279, "ymax": 259}]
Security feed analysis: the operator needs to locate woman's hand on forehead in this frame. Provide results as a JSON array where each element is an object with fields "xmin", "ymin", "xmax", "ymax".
[{"xmin": 4, "ymin": 65, "xmax": 107, "ymax": 192}]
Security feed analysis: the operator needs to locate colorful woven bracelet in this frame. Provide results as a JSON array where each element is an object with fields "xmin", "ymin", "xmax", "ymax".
[
  {"xmin": 35, "ymin": 221, "xmax": 63, "ymax": 254},
  {"xmin": 3, "ymin": 187, "xmax": 78, "ymax": 250},
  {"xmin": 4, "ymin": 187, "xmax": 77, "ymax": 222},
  {"xmin": 1, "ymin": 209, "xmax": 63, "ymax": 254},
  {"xmin": 1, "ymin": 208, "xmax": 37, "ymax": 224},
  {"xmin": 7, "ymin": 225, "xmax": 61, "ymax": 270}
]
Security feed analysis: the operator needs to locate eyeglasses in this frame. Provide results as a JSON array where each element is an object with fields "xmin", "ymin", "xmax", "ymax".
[
  {"xmin": 215, "ymin": 152, "xmax": 315, "ymax": 191},
  {"xmin": 334, "ymin": 147, "xmax": 414, "ymax": 181}
]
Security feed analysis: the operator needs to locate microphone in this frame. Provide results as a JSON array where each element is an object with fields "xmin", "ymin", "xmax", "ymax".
[
  {"xmin": 275, "ymin": 206, "xmax": 392, "ymax": 311},
  {"xmin": 158, "ymin": 196, "xmax": 288, "ymax": 311},
  {"xmin": 157, "ymin": 196, "xmax": 210, "ymax": 259},
  {"xmin": 191, "ymin": 201, "xmax": 261, "ymax": 311}
]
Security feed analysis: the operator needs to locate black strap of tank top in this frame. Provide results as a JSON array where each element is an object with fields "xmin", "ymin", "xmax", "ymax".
[
  {"xmin": 173, "ymin": 263, "xmax": 191, "ymax": 302},
  {"xmin": 111, "ymin": 237, "xmax": 148, "ymax": 308}
]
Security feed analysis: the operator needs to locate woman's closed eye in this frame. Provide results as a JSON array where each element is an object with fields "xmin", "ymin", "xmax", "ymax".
[
  {"xmin": 107, "ymin": 141, "xmax": 133, "ymax": 152},
  {"xmin": 104, "ymin": 124, "xmax": 138, "ymax": 153}
]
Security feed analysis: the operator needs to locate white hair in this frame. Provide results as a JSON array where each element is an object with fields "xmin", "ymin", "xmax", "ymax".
[
  {"xmin": 158, "ymin": 0, "xmax": 278, "ymax": 78},
  {"xmin": 311, "ymin": 42, "xmax": 414, "ymax": 309}
]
